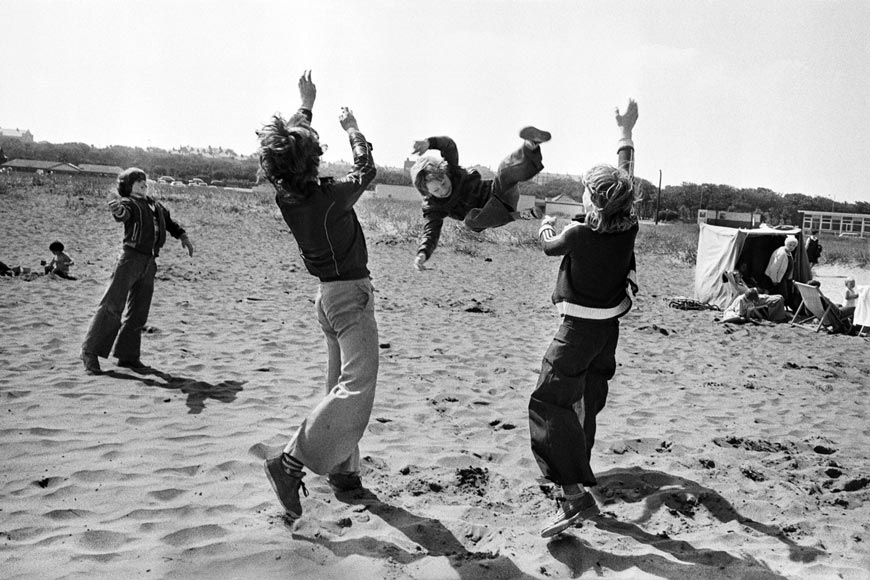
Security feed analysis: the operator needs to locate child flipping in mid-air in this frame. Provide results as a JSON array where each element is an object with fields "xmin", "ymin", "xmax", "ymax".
[
  {"xmin": 530, "ymin": 99, "xmax": 640, "ymax": 538},
  {"xmin": 43, "ymin": 240, "xmax": 76, "ymax": 279},
  {"xmin": 409, "ymin": 126, "xmax": 551, "ymax": 270}
]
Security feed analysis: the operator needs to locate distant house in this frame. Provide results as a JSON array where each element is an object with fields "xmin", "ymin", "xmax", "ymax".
[
  {"xmin": 0, "ymin": 127, "xmax": 34, "ymax": 143},
  {"xmin": 545, "ymin": 193, "xmax": 584, "ymax": 217},
  {"xmin": 1, "ymin": 159, "xmax": 77, "ymax": 173},
  {"xmin": 78, "ymin": 164, "xmax": 123, "ymax": 177}
]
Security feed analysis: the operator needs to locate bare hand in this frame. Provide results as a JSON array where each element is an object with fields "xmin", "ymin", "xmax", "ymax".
[
  {"xmin": 107, "ymin": 198, "xmax": 121, "ymax": 211},
  {"xmin": 412, "ymin": 140, "xmax": 429, "ymax": 155},
  {"xmin": 540, "ymin": 215, "xmax": 557, "ymax": 228},
  {"xmin": 615, "ymin": 99, "xmax": 638, "ymax": 132},
  {"xmin": 181, "ymin": 235, "xmax": 195, "ymax": 257},
  {"xmin": 299, "ymin": 70, "xmax": 316, "ymax": 109},
  {"xmin": 414, "ymin": 253, "xmax": 428, "ymax": 271},
  {"xmin": 339, "ymin": 107, "xmax": 359, "ymax": 132}
]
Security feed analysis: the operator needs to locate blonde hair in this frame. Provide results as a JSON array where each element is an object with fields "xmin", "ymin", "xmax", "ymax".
[
  {"xmin": 410, "ymin": 157, "xmax": 448, "ymax": 196},
  {"xmin": 582, "ymin": 164, "xmax": 639, "ymax": 233}
]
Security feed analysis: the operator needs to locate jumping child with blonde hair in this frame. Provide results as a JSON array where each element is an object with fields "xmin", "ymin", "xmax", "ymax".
[{"xmin": 530, "ymin": 99, "xmax": 640, "ymax": 538}]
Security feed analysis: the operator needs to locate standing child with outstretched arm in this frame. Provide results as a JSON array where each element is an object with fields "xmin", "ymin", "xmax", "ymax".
[
  {"xmin": 530, "ymin": 100, "xmax": 640, "ymax": 538},
  {"xmin": 81, "ymin": 169, "xmax": 194, "ymax": 374}
]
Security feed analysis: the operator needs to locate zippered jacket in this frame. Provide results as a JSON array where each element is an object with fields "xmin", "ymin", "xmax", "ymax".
[
  {"xmin": 111, "ymin": 196, "xmax": 186, "ymax": 257},
  {"xmin": 275, "ymin": 108, "xmax": 377, "ymax": 282}
]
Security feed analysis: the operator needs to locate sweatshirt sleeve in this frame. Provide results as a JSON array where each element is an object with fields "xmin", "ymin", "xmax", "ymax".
[
  {"xmin": 161, "ymin": 204, "xmax": 187, "ymax": 239},
  {"xmin": 417, "ymin": 208, "xmax": 447, "ymax": 258},
  {"xmin": 617, "ymin": 137, "xmax": 635, "ymax": 176},
  {"xmin": 538, "ymin": 220, "xmax": 581, "ymax": 256},
  {"xmin": 111, "ymin": 198, "xmax": 133, "ymax": 222}
]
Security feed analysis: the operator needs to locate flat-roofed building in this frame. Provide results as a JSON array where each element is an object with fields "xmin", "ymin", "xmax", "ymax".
[{"xmin": 801, "ymin": 210, "xmax": 870, "ymax": 238}]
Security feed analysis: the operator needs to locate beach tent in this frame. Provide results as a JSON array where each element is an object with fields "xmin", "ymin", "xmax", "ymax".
[{"xmin": 694, "ymin": 223, "xmax": 811, "ymax": 309}]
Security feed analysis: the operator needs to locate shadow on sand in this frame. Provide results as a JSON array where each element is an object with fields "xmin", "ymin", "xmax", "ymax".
[
  {"xmin": 103, "ymin": 366, "xmax": 245, "ymax": 414},
  {"xmin": 289, "ymin": 488, "xmax": 538, "ymax": 580},
  {"xmin": 547, "ymin": 467, "xmax": 825, "ymax": 580}
]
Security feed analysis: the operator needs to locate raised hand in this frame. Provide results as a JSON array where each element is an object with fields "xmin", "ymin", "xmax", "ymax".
[
  {"xmin": 412, "ymin": 140, "xmax": 429, "ymax": 155},
  {"xmin": 299, "ymin": 70, "xmax": 316, "ymax": 109},
  {"xmin": 615, "ymin": 99, "xmax": 638, "ymax": 133},
  {"xmin": 339, "ymin": 107, "xmax": 359, "ymax": 132},
  {"xmin": 414, "ymin": 253, "xmax": 428, "ymax": 271}
]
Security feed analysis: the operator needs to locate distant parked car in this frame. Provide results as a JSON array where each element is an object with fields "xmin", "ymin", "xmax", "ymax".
[
  {"xmin": 170, "ymin": 180, "xmax": 186, "ymax": 187},
  {"xmin": 157, "ymin": 176, "xmax": 175, "ymax": 184},
  {"xmin": 188, "ymin": 178, "xmax": 208, "ymax": 187}
]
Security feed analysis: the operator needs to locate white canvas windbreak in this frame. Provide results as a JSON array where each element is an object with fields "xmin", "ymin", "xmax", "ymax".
[{"xmin": 694, "ymin": 223, "xmax": 808, "ymax": 309}]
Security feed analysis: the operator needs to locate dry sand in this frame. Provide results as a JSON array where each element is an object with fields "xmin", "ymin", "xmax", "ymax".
[{"xmin": 2, "ymin": 190, "xmax": 869, "ymax": 580}]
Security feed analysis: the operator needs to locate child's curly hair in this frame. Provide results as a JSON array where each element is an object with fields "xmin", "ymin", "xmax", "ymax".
[
  {"xmin": 409, "ymin": 157, "xmax": 448, "ymax": 196},
  {"xmin": 257, "ymin": 114, "xmax": 322, "ymax": 195},
  {"xmin": 582, "ymin": 164, "xmax": 640, "ymax": 233}
]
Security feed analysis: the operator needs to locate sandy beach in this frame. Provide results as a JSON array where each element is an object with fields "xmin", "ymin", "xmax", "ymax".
[{"xmin": 2, "ymin": 189, "xmax": 869, "ymax": 580}]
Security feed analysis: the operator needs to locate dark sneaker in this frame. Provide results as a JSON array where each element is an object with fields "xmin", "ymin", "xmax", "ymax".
[
  {"xmin": 327, "ymin": 472, "xmax": 363, "ymax": 493},
  {"xmin": 519, "ymin": 126, "xmax": 551, "ymax": 145},
  {"xmin": 540, "ymin": 492, "xmax": 599, "ymax": 538},
  {"xmin": 81, "ymin": 352, "xmax": 102, "ymax": 375},
  {"xmin": 117, "ymin": 359, "xmax": 146, "ymax": 370},
  {"xmin": 264, "ymin": 457, "xmax": 308, "ymax": 519}
]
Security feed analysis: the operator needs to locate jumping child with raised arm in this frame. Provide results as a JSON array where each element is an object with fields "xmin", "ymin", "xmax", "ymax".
[
  {"xmin": 257, "ymin": 71, "xmax": 379, "ymax": 521},
  {"xmin": 531, "ymin": 100, "xmax": 640, "ymax": 538}
]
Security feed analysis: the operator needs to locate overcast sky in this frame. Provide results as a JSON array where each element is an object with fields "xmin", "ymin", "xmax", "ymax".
[{"xmin": 3, "ymin": 0, "xmax": 869, "ymax": 201}]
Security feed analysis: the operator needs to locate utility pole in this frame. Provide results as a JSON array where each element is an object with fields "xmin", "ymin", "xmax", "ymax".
[{"xmin": 654, "ymin": 170, "xmax": 662, "ymax": 224}]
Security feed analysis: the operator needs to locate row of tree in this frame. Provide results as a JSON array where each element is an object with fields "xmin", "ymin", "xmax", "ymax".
[{"xmin": 2, "ymin": 137, "xmax": 865, "ymax": 225}]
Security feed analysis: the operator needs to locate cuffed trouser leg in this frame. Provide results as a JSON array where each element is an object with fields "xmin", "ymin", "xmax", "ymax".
[
  {"xmin": 529, "ymin": 317, "xmax": 618, "ymax": 487},
  {"xmin": 285, "ymin": 278, "xmax": 379, "ymax": 476},
  {"xmin": 113, "ymin": 258, "xmax": 156, "ymax": 361},
  {"xmin": 82, "ymin": 251, "xmax": 154, "ymax": 358}
]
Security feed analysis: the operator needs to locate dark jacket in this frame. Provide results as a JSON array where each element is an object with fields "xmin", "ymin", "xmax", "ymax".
[
  {"xmin": 112, "ymin": 196, "xmax": 186, "ymax": 257},
  {"xmin": 539, "ymin": 142, "xmax": 638, "ymax": 320},
  {"xmin": 414, "ymin": 136, "xmax": 490, "ymax": 258},
  {"xmin": 275, "ymin": 108, "xmax": 377, "ymax": 282}
]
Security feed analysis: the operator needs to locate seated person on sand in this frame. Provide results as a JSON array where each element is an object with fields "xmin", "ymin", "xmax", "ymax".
[
  {"xmin": 409, "ymin": 126, "xmax": 551, "ymax": 270},
  {"xmin": 721, "ymin": 288, "xmax": 789, "ymax": 324},
  {"xmin": 806, "ymin": 279, "xmax": 854, "ymax": 330},
  {"xmin": 42, "ymin": 240, "xmax": 76, "ymax": 280}
]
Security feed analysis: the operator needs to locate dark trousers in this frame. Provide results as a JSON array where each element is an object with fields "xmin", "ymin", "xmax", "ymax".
[
  {"xmin": 82, "ymin": 249, "xmax": 157, "ymax": 360},
  {"xmin": 529, "ymin": 316, "xmax": 619, "ymax": 487},
  {"xmin": 464, "ymin": 144, "xmax": 544, "ymax": 232}
]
